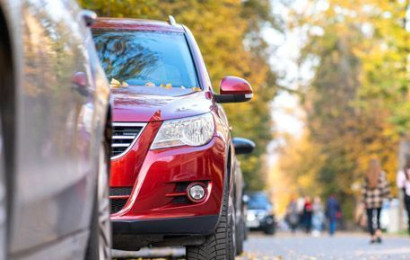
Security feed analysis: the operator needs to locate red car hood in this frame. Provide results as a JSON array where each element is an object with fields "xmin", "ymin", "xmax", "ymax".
[{"xmin": 112, "ymin": 86, "xmax": 214, "ymax": 122}]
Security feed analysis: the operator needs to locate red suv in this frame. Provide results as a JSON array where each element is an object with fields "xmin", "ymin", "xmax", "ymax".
[{"xmin": 92, "ymin": 17, "xmax": 254, "ymax": 259}]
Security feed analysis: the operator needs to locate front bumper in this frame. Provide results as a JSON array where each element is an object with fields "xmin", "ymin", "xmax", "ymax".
[
  {"xmin": 110, "ymin": 129, "xmax": 227, "ymax": 235},
  {"xmin": 112, "ymin": 215, "xmax": 219, "ymax": 250},
  {"xmin": 113, "ymin": 215, "xmax": 219, "ymax": 235},
  {"xmin": 246, "ymin": 211, "xmax": 275, "ymax": 229}
]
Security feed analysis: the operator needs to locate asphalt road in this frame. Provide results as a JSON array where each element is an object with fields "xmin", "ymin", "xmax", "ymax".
[
  {"xmin": 112, "ymin": 232, "xmax": 410, "ymax": 260},
  {"xmin": 240, "ymin": 232, "xmax": 410, "ymax": 260}
]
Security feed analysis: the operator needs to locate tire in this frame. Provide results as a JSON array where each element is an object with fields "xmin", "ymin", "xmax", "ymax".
[
  {"xmin": 0, "ymin": 111, "xmax": 6, "ymax": 260},
  {"xmin": 186, "ymin": 186, "xmax": 236, "ymax": 260},
  {"xmin": 84, "ymin": 140, "xmax": 112, "ymax": 260},
  {"xmin": 0, "ymin": 12, "xmax": 11, "ymax": 259},
  {"xmin": 244, "ymin": 222, "xmax": 249, "ymax": 241},
  {"xmin": 235, "ymin": 218, "xmax": 245, "ymax": 255},
  {"xmin": 263, "ymin": 224, "xmax": 275, "ymax": 235}
]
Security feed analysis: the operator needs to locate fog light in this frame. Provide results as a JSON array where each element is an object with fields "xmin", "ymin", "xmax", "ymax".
[{"xmin": 187, "ymin": 183, "xmax": 206, "ymax": 202}]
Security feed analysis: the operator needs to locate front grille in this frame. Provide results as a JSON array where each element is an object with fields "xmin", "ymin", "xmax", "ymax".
[
  {"xmin": 111, "ymin": 198, "xmax": 127, "ymax": 214},
  {"xmin": 111, "ymin": 122, "xmax": 145, "ymax": 158},
  {"xmin": 110, "ymin": 187, "xmax": 133, "ymax": 196},
  {"xmin": 175, "ymin": 182, "xmax": 190, "ymax": 192},
  {"xmin": 172, "ymin": 196, "xmax": 191, "ymax": 205}
]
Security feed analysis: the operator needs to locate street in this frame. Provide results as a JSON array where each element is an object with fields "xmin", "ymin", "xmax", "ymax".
[
  {"xmin": 240, "ymin": 232, "xmax": 410, "ymax": 260},
  {"xmin": 113, "ymin": 232, "xmax": 410, "ymax": 260}
]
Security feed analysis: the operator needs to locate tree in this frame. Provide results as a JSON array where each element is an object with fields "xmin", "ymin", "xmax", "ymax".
[{"xmin": 276, "ymin": 0, "xmax": 403, "ymax": 219}]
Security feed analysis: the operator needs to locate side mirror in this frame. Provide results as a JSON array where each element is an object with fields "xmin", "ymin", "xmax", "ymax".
[
  {"xmin": 71, "ymin": 72, "xmax": 88, "ymax": 96},
  {"xmin": 233, "ymin": 137, "xmax": 255, "ymax": 155},
  {"xmin": 214, "ymin": 76, "xmax": 253, "ymax": 103},
  {"xmin": 81, "ymin": 10, "xmax": 97, "ymax": 27},
  {"xmin": 243, "ymin": 194, "xmax": 249, "ymax": 204}
]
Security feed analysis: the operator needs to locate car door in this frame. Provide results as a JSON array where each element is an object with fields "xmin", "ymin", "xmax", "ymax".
[{"xmin": 9, "ymin": 0, "xmax": 97, "ymax": 256}]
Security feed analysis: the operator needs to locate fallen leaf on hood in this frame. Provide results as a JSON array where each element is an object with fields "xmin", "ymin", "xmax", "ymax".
[{"xmin": 110, "ymin": 78, "xmax": 121, "ymax": 89}]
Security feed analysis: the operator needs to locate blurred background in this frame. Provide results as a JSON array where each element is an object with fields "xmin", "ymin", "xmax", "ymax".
[{"xmin": 79, "ymin": 0, "xmax": 410, "ymax": 232}]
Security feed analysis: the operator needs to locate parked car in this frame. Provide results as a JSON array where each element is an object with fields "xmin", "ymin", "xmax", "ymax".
[
  {"xmin": 0, "ymin": 1, "xmax": 112, "ymax": 259},
  {"xmin": 92, "ymin": 17, "xmax": 254, "ymax": 259},
  {"xmin": 232, "ymin": 138, "xmax": 255, "ymax": 255},
  {"xmin": 246, "ymin": 191, "xmax": 276, "ymax": 235}
]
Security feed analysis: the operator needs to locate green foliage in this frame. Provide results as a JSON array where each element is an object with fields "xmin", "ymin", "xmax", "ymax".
[
  {"xmin": 276, "ymin": 0, "xmax": 407, "ymax": 219},
  {"xmin": 78, "ymin": 0, "xmax": 278, "ymax": 191}
]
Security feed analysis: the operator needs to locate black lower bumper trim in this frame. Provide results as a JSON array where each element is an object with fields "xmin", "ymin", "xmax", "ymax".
[{"xmin": 113, "ymin": 215, "xmax": 219, "ymax": 235}]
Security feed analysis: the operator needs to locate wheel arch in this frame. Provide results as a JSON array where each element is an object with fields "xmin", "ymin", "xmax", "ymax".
[{"xmin": 0, "ymin": 2, "xmax": 15, "ymax": 254}]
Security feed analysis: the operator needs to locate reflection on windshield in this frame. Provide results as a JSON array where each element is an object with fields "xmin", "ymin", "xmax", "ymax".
[{"xmin": 93, "ymin": 30, "xmax": 200, "ymax": 90}]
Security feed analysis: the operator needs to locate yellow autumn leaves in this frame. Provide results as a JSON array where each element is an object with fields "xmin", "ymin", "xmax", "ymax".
[
  {"xmin": 110, "ymin": 78, "xmax": 127, "ymax": 89},
  {"xmin": 110, "ymin": 78, "xmax": 201, "ymax": 92}
]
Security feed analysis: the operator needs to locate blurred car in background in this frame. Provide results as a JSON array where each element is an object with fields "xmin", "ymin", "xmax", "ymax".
[
  {"xmin": 246, "ymin": 191, "xmax": 276, "ymax": 235},
  {"xmin": 0, "ymin": 1, "xmax": 112, "ymax": 259},
  {"xmin": 232, "ymin": 138, "xmax": 255, "ymax": 255},
  {"xmin": 92, "ymin": 17, "xmax": 254, "ymax": 260}
]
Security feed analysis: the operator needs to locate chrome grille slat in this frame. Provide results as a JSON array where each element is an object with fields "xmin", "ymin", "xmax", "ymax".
[
  {"xmin": 112, "ymin": 143, "xmax": 130, "ymax": 148},
  {"xmin": 111, "ymin": 122, "xmax": 146, "ymax": 158},
  {"xmin": 113, "ymin": 136, "xmax": 135, "ymax": 139}
]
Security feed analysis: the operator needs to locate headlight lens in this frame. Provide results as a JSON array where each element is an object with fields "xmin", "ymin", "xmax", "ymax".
[{"xmin": 151, "ymin": 113, "xmax": 215, "ymax": 149}]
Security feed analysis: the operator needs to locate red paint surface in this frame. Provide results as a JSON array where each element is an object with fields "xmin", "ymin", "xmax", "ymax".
[
  {"xmin": 97, "ymin": 18, "xmax": 232, "ymax": 226},
  {"xmin": 220, "ymin": 76, "xmax": 253, "ymax": 95},
  {"xmin": 111, "ymin": 88, "xmax": 214, "ymax": 122},
  {"xmin": 111, "ymin": 137, "xmax": 226, "ymax": 220}
]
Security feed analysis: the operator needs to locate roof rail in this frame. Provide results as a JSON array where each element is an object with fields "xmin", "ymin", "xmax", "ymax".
[{"xmin": 168, "ymin": 15, "xmax": 177, "ymax": 26}]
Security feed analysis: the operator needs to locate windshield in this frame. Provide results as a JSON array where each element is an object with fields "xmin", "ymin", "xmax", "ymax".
[
  {"xmin": 93, "ymin": 30, "xmax": 200, "ymax": 90},
  {"xmin": 247, "ymin": 193, "xmax": 272, "ymax": 210}
]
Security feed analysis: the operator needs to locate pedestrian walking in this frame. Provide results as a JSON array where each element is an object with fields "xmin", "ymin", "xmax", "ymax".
[
  {"xmin": 286, "ymin": 197, "xmax": 299, "ymax": 233},
  {"xmin": 303, "ymin": 196, "xmax": 313, "ymax": 233},
  {"xmin": 296, "ymin": 196, "xmax": 305, "ymax": 229},
  {"xmin": 362, "ymin": 158, "xmax": 390, "ymax": 244},
  {"xmin": 312, "ymin": 196, "xmax": 324, "ymax": 236},
  {"xmin": 325, "ymin": 194, "xmax": 341, "ymax": 236},
  {"xmin": 396, "ymin": 155, "xmax": 410, "ymax": 235}
]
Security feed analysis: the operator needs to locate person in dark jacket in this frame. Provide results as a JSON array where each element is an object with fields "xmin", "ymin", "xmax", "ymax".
[
  {"xmin": 326, "ymin": 194, "xmax": 341, "ymax": 236},
  {"xmin": 286, "ymin": 197, "xmax": 299, "ymax": 233},
  {"xmin": 362, "ymin": 158, "xmax": 390, "ymax": 244},
  {"xmin": 303, "ymin": 196, "xmax": 313, "ymax": 233}
]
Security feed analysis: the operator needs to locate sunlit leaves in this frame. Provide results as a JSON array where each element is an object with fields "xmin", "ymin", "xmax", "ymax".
[{"xmin": 277, "ymin": 0, "xmax": 407, "ymax": 218}]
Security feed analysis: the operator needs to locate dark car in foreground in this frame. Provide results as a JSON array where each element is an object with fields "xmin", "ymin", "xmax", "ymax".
[
  {"xmin": 92, "ymin": 17, "xmax": 254, "ymax": 259},
  {"xmin": 0, "ymin": 1, "xmax": 112, "ymax": 259},
  {"xmin": 246, "ymin": 192, "xmax": 276, "ymax": 235}
]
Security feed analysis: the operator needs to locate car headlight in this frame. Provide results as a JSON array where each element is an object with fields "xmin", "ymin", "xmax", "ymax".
[{"xmin": 151, "ymin": 113, "xmax": 215, "ymax": 149}]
